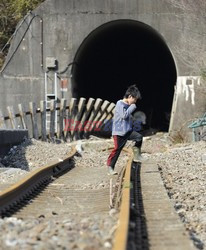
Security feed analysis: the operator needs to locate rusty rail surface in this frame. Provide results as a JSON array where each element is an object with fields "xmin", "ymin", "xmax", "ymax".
[
  {"xmin": 0, "ymin": 143, "xmax": 134, "ymax": 250},
  {"xmin": 113, "ymin": 147, "xmax": 133, "ymax": 250},
  {"xmin": 0, "ymin": 147, "xmax": 77, "ymax": 217}
]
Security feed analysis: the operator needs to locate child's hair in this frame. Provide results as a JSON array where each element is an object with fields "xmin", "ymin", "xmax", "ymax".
[{"xmin": 124, "ymin": 84, "xmax": 142, "ymax": 100}]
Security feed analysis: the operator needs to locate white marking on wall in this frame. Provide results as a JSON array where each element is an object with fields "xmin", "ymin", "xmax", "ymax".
[{"xmin": 176, "ymin": 76, "xmax": 200, "ymax": 105}]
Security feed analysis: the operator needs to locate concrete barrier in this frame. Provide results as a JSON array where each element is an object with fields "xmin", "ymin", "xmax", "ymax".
[{"xmin": 0, "ymin": 130, "xmax": 28, "ymax": 158}]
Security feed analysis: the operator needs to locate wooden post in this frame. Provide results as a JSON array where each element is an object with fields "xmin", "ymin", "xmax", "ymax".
[
  {"xmin": 71, "ymin": 97, "xmax": 86, "ymax": 139},
  {"xmin": 79, "ymin": 98, "xmax": 95, "ymax": 138},
  {"xmin": 100, "ymin": 104, "xmax": 115, "ymax": 133},
  {"xmin": 7, "ymin": 106, "xmax": 17, "ymax": 129},
  {"xmin": 65, "ymin": 98, "xmax": 77, "ymax": 141},
  {"xmin": 94, "ymin": 102, "xmax": 115, "ymax": 132},
  {"xmin": 18, "ymin": 104, "xmax": 27, "ymax": 129},
  {"xmin": 100, "ymin": 114, "xmax": 113, "ymax": 133},
  {"xmin": 40, "ymin": 100, "xmax": 47, "ymax": 141},
  {"xmin": 58, "ymin": 98, "xmax": 66, "ymax": 140},
  {"xmin": 83, "ymin": 98, "xmax": 103, "ymax": 137},
  {"xmin": 89, "ymin": 100, "xmax": 110, "ymax": 133},
  {"xmin": 49, "ymin": 100, "xmax": 56, "ymax": 139},
  {"xmin": 0, "ymin": 110, "xmax": 6, "ymax": 129},
  {"xmin": 64, "ymin": 106, "xmax": 70, "ymax": 139},
  {"xmin": 29, "ymin": 102, "xmax": 39, "ymax": 139}
]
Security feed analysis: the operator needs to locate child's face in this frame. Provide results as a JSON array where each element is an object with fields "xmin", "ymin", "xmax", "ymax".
[{"xmin": 128, "ymin": 95, "xmax": 137, "ymax": 105}]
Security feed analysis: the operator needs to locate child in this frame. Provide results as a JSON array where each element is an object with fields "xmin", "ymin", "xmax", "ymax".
[{"xmin": 107, "ymin": 85, "xmax": 143, "ymax": 175}]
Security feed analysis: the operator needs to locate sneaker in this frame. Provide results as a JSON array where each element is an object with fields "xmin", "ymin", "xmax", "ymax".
[{"xmin": 108, "ymin": 166, "xmax": 118, "ymax": 175}]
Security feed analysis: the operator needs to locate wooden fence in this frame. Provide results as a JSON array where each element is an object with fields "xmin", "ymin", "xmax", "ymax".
[{"xmin": 0, "ymin": 98, "xmax": 115, "ymax": 141}]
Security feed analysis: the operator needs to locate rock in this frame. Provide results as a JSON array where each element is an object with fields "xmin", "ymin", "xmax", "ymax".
[
  {"xmin": 201, "ymin": 154, "xmax": 206, "ymax": 163},
  {"xmin": 109, "ymin": 209, "xmax": 117, "ymax": 217},
  {"xmin": 75, "ymin": 141, "xmax": 83, "ymax": 155},
  {"xmin": 150, "ymin": 139, "xmax": 206, "ymax": 247},
  {"xmin": 104, "ymin": 241, "xmax": 112, "ymax": 248}
]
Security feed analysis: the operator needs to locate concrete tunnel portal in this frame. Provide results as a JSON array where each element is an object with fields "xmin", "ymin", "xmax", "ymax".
[{"xmin": 72, "ymin": 20, "xmax": 177, "ymax": 132}]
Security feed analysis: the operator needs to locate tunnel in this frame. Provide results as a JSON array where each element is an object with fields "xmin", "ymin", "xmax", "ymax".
[{"xmin": 72, "ymin": 19, "xmax": 177, "ymax": 132}]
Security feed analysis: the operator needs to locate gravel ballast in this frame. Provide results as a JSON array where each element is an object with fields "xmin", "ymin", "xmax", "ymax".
[
  {"xmin": 0, "ymin": 134, "xmax": 205, "ymax": 249},
  {"xmin": 0, "ymin": 138, "xmax": 128, "ymax": 250},
  {"xmin": 144, "ymin": 135, "xmax": 206, "ymax": 250},
  {"xmin": 0, "ymin": 139, "xmax": 72, "ymax": 189}
]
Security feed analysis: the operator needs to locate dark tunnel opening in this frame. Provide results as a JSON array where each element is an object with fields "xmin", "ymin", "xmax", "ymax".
[{"xmin": 72, "ymin": 19, "xmax": 177, "ymax": 132}]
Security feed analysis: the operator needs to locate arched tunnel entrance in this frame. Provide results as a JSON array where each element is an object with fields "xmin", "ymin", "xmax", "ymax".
[{"xmin": 72, "ymin": 19, "xmax": 177, "ymax": 132}]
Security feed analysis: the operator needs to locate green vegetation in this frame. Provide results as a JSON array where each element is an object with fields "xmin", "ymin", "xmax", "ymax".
[{"xmin": 0, "ymin": 0, "xmax": 44, "ymax": 68}]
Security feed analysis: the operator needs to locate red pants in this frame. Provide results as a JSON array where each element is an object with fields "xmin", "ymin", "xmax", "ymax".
[{"xmin": 107, "ymin": 131, "xmax": 142, "ymax": 169}]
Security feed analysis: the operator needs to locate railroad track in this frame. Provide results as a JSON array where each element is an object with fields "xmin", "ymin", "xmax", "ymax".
[
  {"xmin": 0, "ymin": 141, "xmax": 130, "ymax": 249},
  {"xmin": 114, "ymin": 158, "xmax": 196, "ymax": 250},
  {"xmin": 0, "ymin": 141, "xmax": 196, "ymax": 250},
  {"xmin": 0, "ymin": 147, "xmax": 77, "ymax": 218}
]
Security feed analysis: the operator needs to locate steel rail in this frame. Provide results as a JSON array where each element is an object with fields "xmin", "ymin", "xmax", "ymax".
[
  {"xmin": 0, "ymin": 142, "xmax": 134, "ymax": 249},
  {"xmin": 113, "ymin": 147, "xmax": 133, "ymax": 250},
  {"xmin": 0, "ymin": 147, "xmax": 77, "ymax": 217}
]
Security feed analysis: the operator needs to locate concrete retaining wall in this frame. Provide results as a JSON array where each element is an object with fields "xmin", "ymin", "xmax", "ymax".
[{"xmin": 169, "ymin": 76, "xmax": 206, "ymax": 142}]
